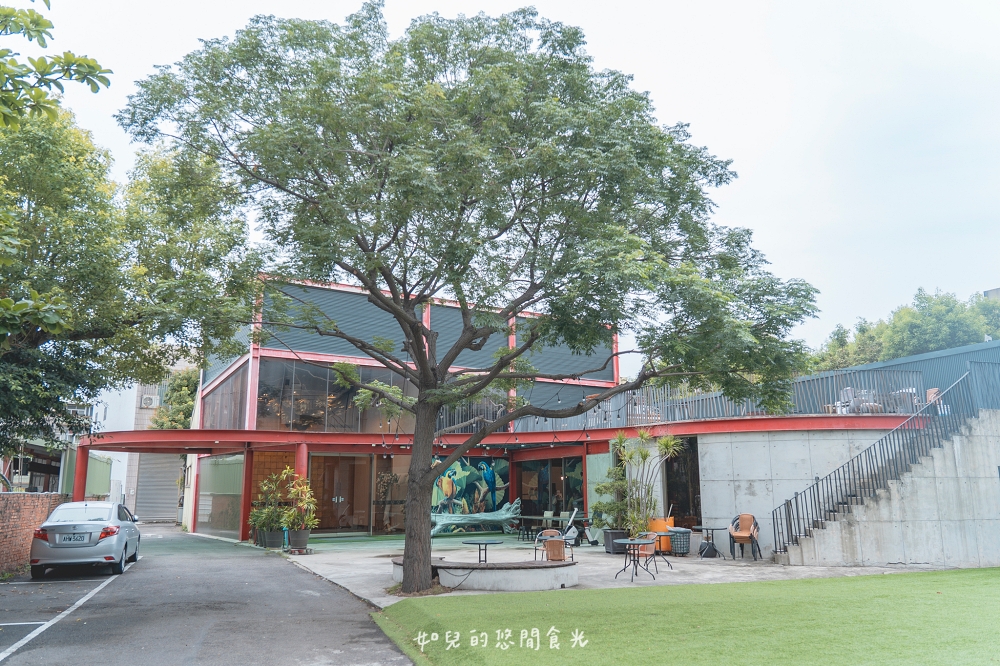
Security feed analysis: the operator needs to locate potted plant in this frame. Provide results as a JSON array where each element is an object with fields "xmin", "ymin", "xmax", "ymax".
[
  {"xmin": 280, "ymin": 466, "xmax": 318, "ymax": 549},
  {"xmin": 620, "ymin": 431, "xmax": 685, "ymax": 538},
  {"xmin": 593, "ymin": 431, "xmax": 685, "ymax": 553},
  {"xmin": 249, "ymin": 473, "xmax": 285, "ymax": 548}
]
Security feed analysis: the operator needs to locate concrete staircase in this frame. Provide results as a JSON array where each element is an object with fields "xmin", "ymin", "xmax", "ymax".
[{"xmin": 774, "ymin": 409, "xmax": 1000, "ymax": 568}]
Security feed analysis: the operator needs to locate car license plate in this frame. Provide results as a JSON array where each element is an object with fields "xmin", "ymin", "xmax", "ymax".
[{"xmin": 61, "ymin": 533, "xmax": 87, "ymax": 543}]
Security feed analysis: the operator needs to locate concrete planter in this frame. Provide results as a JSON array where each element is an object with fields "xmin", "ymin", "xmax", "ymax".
[
  {"xmin": 287, "ymin": 529, "xmax": 310, "ymax": 549},
  {"xmin": 603, "ymin": 529, "xmax": 627, "ymax": 554}
]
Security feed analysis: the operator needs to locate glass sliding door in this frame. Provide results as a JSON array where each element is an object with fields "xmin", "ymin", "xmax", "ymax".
[
  {"xmin": 516, "ymin": 456, "xmax": 585, "ymax": 516},
  {"xmin": 373, "ymin": 454, "xmax": 409, "ymax": 534},
  {"xmin": 311, "ymin": 455, "xmax": 372, "ymax": 533},
  {"xmin": 196, "ymin": 454, "xmax": 245, "ymax": 539}
]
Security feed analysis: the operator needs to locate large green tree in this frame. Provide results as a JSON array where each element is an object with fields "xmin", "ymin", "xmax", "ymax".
[
  {"xmin": 815, "ymin": 289, "xmax": 1000, "ymax": 370},
  {"xmin": 120, "ymin": 3, "xmax": 816, "ymax": 591},
  {"xmin": 0, "ymin": 112, "xmax": 257, "ymax": 454},
  {"xmin": 151, "ymin": 368, "xmax": 199, "ymax": 430},
  {"xmin": 1, "ymin": 0, "xmax": 111, "ymax": 363}
]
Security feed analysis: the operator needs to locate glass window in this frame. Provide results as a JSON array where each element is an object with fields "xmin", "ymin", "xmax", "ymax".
[
  {"xmin": 255, "ymin": 358, "xmax": 410, "ymax": 433},
  {"xmin": 563, "ymin": 457, "xmax": 584, "ymax": 514},
  {"xmin": 49, "ymin": 505, "xmax": 113, "ymax": 522},
  {"xmin": 202, "ymin": 363, "xmax": 248, "ymax": 429},
  {"xmin": 291, "ymin": 363, "xmax": 328, "ymax": 432},
  {"xmin": 256, "ymin": 358, "xmax": 294, "ymax": 430}
]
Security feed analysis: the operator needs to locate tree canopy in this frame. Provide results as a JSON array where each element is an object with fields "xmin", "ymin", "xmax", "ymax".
[
  {"xmin": 151, "ymin": 368, "xmax": 199, "ymax": 430},
  {"xmin": 120, "ymin": 2, "xmax": 816, "ymax": 591},
  {"xmin": 814, "ymin": 289, "xmax": 1000, "ymax": 370},
  {"xmin": 0, "ymin": 112, "xmax": 257, "ymax": 454},
  {"xmin": 0, "ymin": 0, "xmax": 110, "ymax": 129}
]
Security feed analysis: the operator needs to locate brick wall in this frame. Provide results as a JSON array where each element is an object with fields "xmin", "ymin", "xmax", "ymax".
[
  {"xmin": 251, "ymin": 452, "xmax": 294, "ymax": 500},
  {"xmin": 0, "ymin": 493, "xmax": 68, "ymax": 574}
]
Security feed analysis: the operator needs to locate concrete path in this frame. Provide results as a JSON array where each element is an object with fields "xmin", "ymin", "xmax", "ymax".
[
  {"xmin": 0, "ymin": 525, "xmax": 408, "ymax": 666},
  {"xmin": 290, "ymin": 532, "xmax": 946, "ymax": 609}
]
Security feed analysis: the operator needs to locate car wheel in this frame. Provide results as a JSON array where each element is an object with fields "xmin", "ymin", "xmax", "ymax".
[
  {"xmin": 127, "ymin": 538, "xmax": 139, "ymax": 563},
  {"xmin": 110, "ymin": 548, "xmax": 125, "ymax": 575},
  {"xmin": 30, "ymin": 565, "xmax": 45, "ymax": 580}
]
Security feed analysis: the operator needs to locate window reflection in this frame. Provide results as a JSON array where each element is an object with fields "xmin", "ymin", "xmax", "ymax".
[{"xmin": 255, "ymin": 358, "xmax": 413, "ymax": 433}]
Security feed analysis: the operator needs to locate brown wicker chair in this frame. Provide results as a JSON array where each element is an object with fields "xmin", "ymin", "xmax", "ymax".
[
  {"xmin": 728, "ymin": 514, "xmax": 762, "ymax": 560},
  {"xmin": 535, "ymin": 528, "xmax": 562, "ymax": 561},
  {"xmin": 638, "ymin": 531, "xmax": 659, "ymax": 573}
]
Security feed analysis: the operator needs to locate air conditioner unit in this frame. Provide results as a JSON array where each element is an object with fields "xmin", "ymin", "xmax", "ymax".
[{"xmin": 140, "ymin": 395, "xmax": 160, "ymax": 409}]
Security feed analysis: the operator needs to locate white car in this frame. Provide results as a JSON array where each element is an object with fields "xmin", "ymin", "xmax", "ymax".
[{"xmin": 29, "ymin": 501, "xmax": 141, "ymax": 579}]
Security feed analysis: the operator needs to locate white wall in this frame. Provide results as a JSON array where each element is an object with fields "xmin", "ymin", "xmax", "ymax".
[
  {"xmin": 90, "ymin": 385, "xmax": 139, "ymax": 489},
  {"xmin": 698, "ymin": 428, "xmax": 893, "ymax": 557}
]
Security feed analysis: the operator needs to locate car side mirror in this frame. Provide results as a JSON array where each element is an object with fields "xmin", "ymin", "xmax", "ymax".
[{"xmin": 132, "ymin": 516, "xmax": 139, "ymax": 522}]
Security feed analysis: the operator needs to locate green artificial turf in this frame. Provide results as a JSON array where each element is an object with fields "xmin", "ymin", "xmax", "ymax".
[{"xmin": 373, "ymin": 569, "xmax": 1000, "ymax": 665}]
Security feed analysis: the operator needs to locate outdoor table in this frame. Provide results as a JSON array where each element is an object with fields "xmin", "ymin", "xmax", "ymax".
[
  {"xmin": 613, "ymin": 538, "xmax": 656, "ymax": 582},
  {"xmin": 652, "ymin": 532, "xmax": 676, "ymax": 570},
  {"xmin": 462, "ymin": 539, "xmax": 504, "ymax": 564},
  {"xmin": 693, "ymin": 525, "xmax": 727, "ymax": 559}
]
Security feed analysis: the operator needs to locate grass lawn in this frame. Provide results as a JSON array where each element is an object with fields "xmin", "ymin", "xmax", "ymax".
[{"xmin": 373, "ymin": 569, "xmax": 1000, "ymax": 665}]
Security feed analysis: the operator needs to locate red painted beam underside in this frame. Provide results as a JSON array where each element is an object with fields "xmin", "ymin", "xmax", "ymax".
[{"xmin": 78, "ymin": 415, "xmax": 908, "ymax": 455}]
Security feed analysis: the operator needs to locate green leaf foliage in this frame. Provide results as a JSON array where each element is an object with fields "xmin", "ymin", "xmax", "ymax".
[
  {"xmin": 814, "ymin": 289, "xmax": 1000, "ymax": 371},
  {"xmin": 0, "ymin": 112, "xmax": 258, "ymax": 455},
  {"xmin": 1, "ymin": 1, "xmax": 111, "ymax": 129},
  {"xmin": 150, "ymin": 368, "xmax": 199, "ymax": 430}
]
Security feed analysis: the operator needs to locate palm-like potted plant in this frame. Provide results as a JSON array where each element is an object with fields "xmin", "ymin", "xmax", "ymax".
[
  {"xmin": 249, "ymin": 473, "xmax": 284, "ymax": 548},
  {"xmin": 280, "ymin": 466, "xmax": 318, "ymax": 549},
  {"xmin": 593, "ymin": 431, "xmax": 685, "ymax": 553},
  {"xmin": 621, "ymin": 431, "xmax": 685, "ymax": 538}
]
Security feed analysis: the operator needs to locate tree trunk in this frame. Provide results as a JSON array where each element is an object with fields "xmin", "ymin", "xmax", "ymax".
[{"xmin": 401, "ymin": 400, "xmax": 440, "ymax": 593}]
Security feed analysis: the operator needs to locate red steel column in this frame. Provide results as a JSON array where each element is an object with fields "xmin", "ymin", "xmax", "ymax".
[
  {"xmin": 239, "ymin": 448, "xmax": 254, "ymax": 541},
  {"xmin": 72, "ymin": 446, "xmax": 89, "ymax": 501},
  {"xmin": 295, "ymin": 442, "xmax": 308, "ymax": 479}
]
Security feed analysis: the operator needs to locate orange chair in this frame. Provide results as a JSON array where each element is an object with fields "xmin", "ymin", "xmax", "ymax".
[
  {"xmin": 637, "ymin": 531, "xmax": 659, "ymax": 573},
  {"xmin": 728, "ymin": 514, "xmax": 761, "ymax": 560}
]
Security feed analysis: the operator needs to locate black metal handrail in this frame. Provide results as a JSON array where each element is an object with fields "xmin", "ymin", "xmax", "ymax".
[{"xmin": 771, "ymin": 368, "xmax": 985, "ymax": 554}]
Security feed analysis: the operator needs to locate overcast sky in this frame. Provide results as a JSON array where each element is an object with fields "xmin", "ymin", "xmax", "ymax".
[{"xmin": 14, "ymin": 1, "xmax": 1000, "ymax": 374}]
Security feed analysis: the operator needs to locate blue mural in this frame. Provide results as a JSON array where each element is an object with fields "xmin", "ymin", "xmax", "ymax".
[{"xmin": 431, "ymin": 457, "xmax": 511, "ymax": 534}]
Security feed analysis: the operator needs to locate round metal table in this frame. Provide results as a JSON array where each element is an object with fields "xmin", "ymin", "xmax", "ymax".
[
  {"xmin": 693, "ymin": 525, "xmax": 727, "ymax": 559},
  {"xmin": 613, "ymin": 538, "xmax": 656, "ymax": 582},
  {"xmin": 462, "ymin": 539, "xmax": 504, "ymax": 563}
]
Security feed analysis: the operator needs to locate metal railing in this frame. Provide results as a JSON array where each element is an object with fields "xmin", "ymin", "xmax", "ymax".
[
  {"xmin": 771, "ymin": 362, "xmax": 1000, "ymax": 554},
  {"xmin": 513, "ymin": 368, "xmax": 926, "ymax": 433}
]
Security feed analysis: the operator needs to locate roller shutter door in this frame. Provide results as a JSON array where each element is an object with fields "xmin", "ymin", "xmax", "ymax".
[{"xmin": 135, "ymin": 454, "xmax": 181, "ymax": 522}]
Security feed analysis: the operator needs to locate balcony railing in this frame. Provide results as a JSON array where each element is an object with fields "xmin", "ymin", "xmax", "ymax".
[{"xmin": 511, "ymin": 368, "xmax": 926, "ymax": 433}]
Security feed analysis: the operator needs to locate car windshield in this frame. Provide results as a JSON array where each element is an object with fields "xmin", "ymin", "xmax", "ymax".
[{"xmin": 48, "ymin": 506, "xmax": 113, "ymax": 522}]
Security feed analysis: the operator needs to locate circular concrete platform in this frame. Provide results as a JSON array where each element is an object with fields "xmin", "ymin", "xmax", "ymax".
[{"xmin": 391, "ymin": 556, "xmax": 578, "ymax": 591}]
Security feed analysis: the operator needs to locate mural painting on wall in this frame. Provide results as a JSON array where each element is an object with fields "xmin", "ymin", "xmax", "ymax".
[{"xmin": 431, "ymin": 457, "xmax": 511, "ymax": 534}]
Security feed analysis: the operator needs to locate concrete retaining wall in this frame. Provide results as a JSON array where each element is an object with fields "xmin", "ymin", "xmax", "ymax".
[
  {"xmin": 698, "ymin": 429, "xmax": 893, "ymax": 557},
  {"xmin": 782, "ymin": 410, "xmax": 1000, "ymax": 567},
  {"xmin": 0, "ymin": 493, "xmax": 68, "ymax": 574}
]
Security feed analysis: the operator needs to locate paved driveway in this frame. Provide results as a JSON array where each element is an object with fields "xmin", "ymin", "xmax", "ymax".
[{"xmin": 0, "ymin": 525, "xmax": 408, "ymax": 665}]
